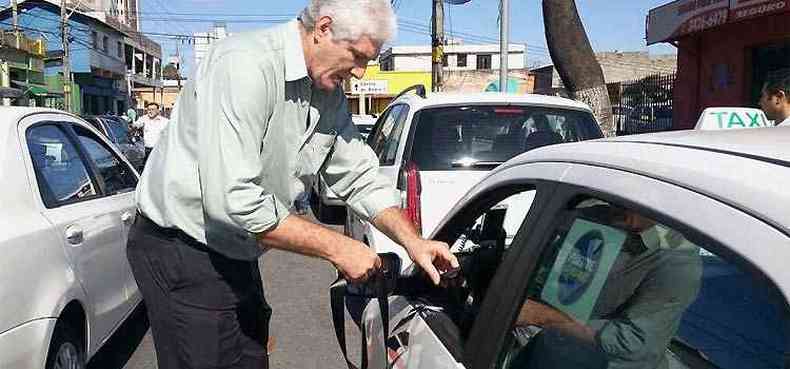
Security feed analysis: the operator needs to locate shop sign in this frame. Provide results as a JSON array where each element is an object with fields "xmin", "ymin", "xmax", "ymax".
[
  {"xmin": 694, "ymin": 107, "xmax": 772, "ymax": 130},
  {"xmin": 730, "ymin": 0, "xmax": 790, "ymax": 21},
  {"xmin": 647, "ymin": 0, "xmax": 790, "ymax": 45},
  {"xmin": 647, "ymin": 0, "xmax": 729, "ymax": 45},
  {"xmin": 350, "ymin": 80, "xmax": 388, "ymax": 95}
]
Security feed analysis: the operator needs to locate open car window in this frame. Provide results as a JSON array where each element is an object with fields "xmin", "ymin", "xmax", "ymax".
[
  {"xmin": 494, "ymin": 198, "xmax": 790, "ymax": 369},
  {"xmin": 414, "ymin": 184, "xmax": 542, "ymax": 356}
]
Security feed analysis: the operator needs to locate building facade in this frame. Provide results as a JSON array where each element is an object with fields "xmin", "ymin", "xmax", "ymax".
[
  {"xmin": 531, "ymin": 52, "xmax": 678, "ymax": 96},
  {"xmin": 0, "ymin": 0, "xmax": 161, "ymax": 115},
  {"xmin": 0, "ymin": 30, "xmax": 58, "ymax": 107},
  {"xmin": 379, "ymin": 43, "xmax": 526, "ymax": 72},
  {"xmin": 647, "ymin": 0, "xmax": 790, "ymax": 129}
]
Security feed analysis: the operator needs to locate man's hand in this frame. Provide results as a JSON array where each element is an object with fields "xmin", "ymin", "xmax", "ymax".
[
  {"xmin": 404, "ymin": 239, "xmax": 460, "ymax": 285},
  {"xmin": 330, "ymin": 241, "xmax": 382, "ymax": 283}
]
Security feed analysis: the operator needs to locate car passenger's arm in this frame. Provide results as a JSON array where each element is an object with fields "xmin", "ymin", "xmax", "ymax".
[{"xmin": 589, "ymin": 249, "xmax": 702, "ymax": 363}]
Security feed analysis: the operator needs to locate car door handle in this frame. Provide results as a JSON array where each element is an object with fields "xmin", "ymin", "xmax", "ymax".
[
  {"xmin": 65, "ymin": 226, "xmax": 84, "ymax": 245},
  {"xmin": 121, "ymin": 211, "xmax": 134, "ymax": 224}
]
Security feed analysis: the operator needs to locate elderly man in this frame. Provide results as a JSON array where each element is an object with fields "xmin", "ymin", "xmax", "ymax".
[
  {"xmin": 126, "ymin": 1, "xmax": 458, "ymax": 368},
  {"xmin": 759, "ymin": 74, "xmax": 790, "ymax": 127}
]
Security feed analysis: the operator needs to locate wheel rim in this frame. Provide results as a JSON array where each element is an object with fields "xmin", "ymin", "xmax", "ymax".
[{"xmin": 53, "ymin": 342, "xmax": 81, "ymax": 369}]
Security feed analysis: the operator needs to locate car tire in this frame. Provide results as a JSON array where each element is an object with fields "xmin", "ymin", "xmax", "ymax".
[{"xmin": 45, "ymin": 323, "xmax": 85, "ymax": 369}]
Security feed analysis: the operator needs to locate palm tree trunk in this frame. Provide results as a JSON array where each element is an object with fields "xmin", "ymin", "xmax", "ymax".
[{"xmin": 543, "ymin": 0, "xmax": 614, "ymax": 136}]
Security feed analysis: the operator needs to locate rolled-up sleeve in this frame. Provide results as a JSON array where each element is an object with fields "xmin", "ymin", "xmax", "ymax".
[
  {"xmin": 320, "ymin": 92, "xmax": 400, "ymax": 222},
  {"xmin": 195, "ymin": 52, "xmax": 290, "ymax": 244}
]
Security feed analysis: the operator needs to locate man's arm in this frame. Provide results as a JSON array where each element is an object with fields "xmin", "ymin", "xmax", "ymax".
[
  {"xmin": 372, "ymin": 207, "xmax": 459, "ymax": 284},
  {"xmin": 132, "ymin": 117, "xmax": 144, "ymax": 129},
  {"xmin": 319, "ymin": 93, "xmax": 458, "ymax": 284},
  {"xmin": 257, "ymin": 215, "xmax": 380, "ymax": 282}
]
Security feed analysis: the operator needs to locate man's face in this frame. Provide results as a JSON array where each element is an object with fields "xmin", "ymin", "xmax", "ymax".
[
  {"xmin": 759, "ymin": 87, "xmax": 786, "ymax": 121},
  {"xmin": 308, "ymin": 18, "xmax": 381, "ymax": 91},
  {"xmin": 146, "ymin": 105, "xmax": 160, "ymax": 119}
]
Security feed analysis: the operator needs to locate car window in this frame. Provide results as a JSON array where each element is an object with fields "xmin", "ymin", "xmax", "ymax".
[
  {"xmin": 494, "ymin": 198, "xmax": 789, "ymax": 369},
  {"xmin": 424, "ymin": 185, "xmax": 541, "ymax": 350},
  {"xmin": 409, "ymin": 106, "xmax": 602, "ymax": 171},
  {"xmin": 368, "ymin": 105, "xmax": 407, "ymax": 165},
  {"xmin": 103, "ymin": 117, "xmax": 132, "ymax": 145},
  {"xmin": 72, "ymin": 125, "xmax": 138, "ymax": 195},
  {"xmin": 380, "ymin": 106, "xmax": 410, "ymax": 165},
  {"xmin": 26, "ymin": 124, "xmax": 98, "ymax": 208}
]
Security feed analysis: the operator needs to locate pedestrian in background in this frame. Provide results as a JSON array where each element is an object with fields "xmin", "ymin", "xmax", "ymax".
[
  {"xmin": 133, "ymin": 102, "xmax": 169, "ymax": 163},
  {"xmin": 760, "ymin": 74, "xmax": 790, "ymax": 127},
  {"xmin": 126, "ymin": 1, "xmax": 458, "ymax": 369}
]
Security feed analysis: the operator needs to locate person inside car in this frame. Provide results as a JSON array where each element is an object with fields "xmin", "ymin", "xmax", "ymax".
[{"xmin": 512, "ymin": 204, "xmax": 702, "ymax": 369}]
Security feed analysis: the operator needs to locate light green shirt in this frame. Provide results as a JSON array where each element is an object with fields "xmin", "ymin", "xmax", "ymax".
[{"xmin": 136, "ymin": 20, "xmax": 400, "ymax": 260}]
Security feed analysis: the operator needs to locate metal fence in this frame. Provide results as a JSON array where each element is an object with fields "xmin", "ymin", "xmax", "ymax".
[{"xmin": 615, "ymin": 73, "xmax": 676, "ymax": 136}]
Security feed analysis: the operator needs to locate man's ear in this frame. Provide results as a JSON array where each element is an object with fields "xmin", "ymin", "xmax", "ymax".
[
  {"xmin": 314, "ymin": 15, "xmax": 334, "ymax": 42},
  {"xmin": 779, "ymin": 90, "xmax": 790, "ymax": 103}
]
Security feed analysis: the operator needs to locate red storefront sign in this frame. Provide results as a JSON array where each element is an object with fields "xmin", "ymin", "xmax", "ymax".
[{"xmin": 647, "ymin": 0, "xmax": 790, "ymax": 44}]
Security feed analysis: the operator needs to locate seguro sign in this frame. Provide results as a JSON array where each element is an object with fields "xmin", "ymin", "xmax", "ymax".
[{"xmin": 694, "ymin": 107, "xmax": 773, "ymax": 130}]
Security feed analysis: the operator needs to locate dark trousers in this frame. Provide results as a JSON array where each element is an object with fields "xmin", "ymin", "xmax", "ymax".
[{"xmin": 127, "ymin": 214, "xmax": 271, "ymax": 369}]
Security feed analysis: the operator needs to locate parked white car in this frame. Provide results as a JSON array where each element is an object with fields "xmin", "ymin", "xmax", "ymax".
[
  {"xmin": 0, "ymin": 107, "xmax": 142, "ymax": 369},
  {"xmin": 311, "ymin": 114, "xmax": 381, "ymax": 222},
  {"xmin": 354, "ymin": 127, "xmax": 790, "ymax": 369},
  {"xmin": 352, "ymin": 114, "xmax": 377, "ymax": 139},
  {"xmin": 346, "ymin": 87, "xmax": 604, "ymax": 270}
]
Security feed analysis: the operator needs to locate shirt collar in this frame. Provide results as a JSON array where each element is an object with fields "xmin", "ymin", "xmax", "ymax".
[{"xmin": 284, "ymin": 20, "xmax": 309, "ymax": 82}]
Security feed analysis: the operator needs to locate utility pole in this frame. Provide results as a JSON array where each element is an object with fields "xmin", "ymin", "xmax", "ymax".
[
  {"xmin": 431, "ymin": 0, "xmax": 444, "ymax": 92},
  {"xmin": 499, "ymin": 0, "xmax": 509, "ymax": 93},
  {"xmin": 60, "ymin": 0, "xmax": 72, "ymax": 112},
  {"xmin": 11, "ymin": 0, "xmax": 19, "ymax": 48}
]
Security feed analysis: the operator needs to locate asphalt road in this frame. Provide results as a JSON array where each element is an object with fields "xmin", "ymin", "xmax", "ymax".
[{"xmin": 94, "ymin": 218, "xmax": 362, "ymax": 369}]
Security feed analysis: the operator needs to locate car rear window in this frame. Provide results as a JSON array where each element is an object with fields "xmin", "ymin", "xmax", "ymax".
[
  {"xmin": 409, "ymin": 105, "xmax": 603, "ymax": 171},
  {"xmin": 104, "ymin": 117, "xmax": 131, "ymax": 145}
]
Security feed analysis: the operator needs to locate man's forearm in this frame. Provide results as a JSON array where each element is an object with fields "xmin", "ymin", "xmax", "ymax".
[
  {"xmin": 256, "ymin": 214, "xmax": 344, "ymax": 261},
  {"xmin": 371, "ymin": 207, "xmax": 422, "ymax": 251}
]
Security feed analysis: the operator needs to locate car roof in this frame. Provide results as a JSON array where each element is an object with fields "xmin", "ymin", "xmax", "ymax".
[
  {"xmin": 501, "ymin": 127, "xmax": 790, "ymax": 233},
  {"xmin": 394, "ymin": 92, "xmax": 593, "ymax": 113},
  {"xmin": 0, "ymin": 107, "xmax": 77, "ymax": 140}
]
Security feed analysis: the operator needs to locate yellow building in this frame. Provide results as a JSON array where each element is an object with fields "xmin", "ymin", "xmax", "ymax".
[{"xmin": 345, "ymin": 63, "xmax": 431, "ymax": 115}]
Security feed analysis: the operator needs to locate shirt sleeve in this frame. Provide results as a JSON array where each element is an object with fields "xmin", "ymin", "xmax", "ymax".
[
  {"xmin": 132, "ymin": 117, "xmax": 144, "ymax": 129},
  {"xmin": 590, "ymin": 249, "xmax": 702, "ymax": 365},
  {"xmin": 319, "ymin": 91, "xmax": 400, "ymax": 222},
  {"xmin": 195, "ymin": 52, "xmax": 291, "ymax": 244}
]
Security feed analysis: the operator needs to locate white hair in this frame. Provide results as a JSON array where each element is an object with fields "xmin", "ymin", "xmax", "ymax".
[{"xmin": 299, "ymin": 0, "xmax": 397, "ymax": 44}]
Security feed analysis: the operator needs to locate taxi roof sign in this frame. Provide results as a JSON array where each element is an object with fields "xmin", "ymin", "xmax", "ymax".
[{"xmin": 694, "ymin": 107, "xmax": 772, "ymax": 130}]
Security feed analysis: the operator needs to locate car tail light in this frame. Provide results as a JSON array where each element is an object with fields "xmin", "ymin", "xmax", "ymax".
[{"xmin": 400, "ymin": 161, "xmax": 422, "ymax": 235}]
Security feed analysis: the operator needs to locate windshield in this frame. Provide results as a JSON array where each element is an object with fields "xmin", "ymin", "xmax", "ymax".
[
  {"xmin": 409, "ymin": 105, "xmax": 603, "ymax": 171},
  {"xmin": 103, "ymin": 117, "xmax": 131, "ymax": 145}
]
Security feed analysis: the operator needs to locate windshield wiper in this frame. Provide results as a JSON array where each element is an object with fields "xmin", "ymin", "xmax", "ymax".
[{"xmin": 451, "ymin": 160, "xmax": 505, "ymax": 168}]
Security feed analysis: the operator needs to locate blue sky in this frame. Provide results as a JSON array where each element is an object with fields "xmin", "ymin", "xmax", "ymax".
[{"xmin": 10, "ymin": 0, "xmax": 678, "ymax": 75}]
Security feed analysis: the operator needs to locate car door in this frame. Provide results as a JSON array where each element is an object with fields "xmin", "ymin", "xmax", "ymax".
[
  {"xmin": 361, "ymin": 170, "xmax": 561, "ymax": 369},
  {"xmin": 21, "ymin": 114, "xmax": 136, "ymax": 353},
  {"xmin": 68, "ymin": 122, "xmax": 141, "ymax": 310},
  {"xmin": 462, "ymin": 163, "xmax": 790, "ymax": 369}
]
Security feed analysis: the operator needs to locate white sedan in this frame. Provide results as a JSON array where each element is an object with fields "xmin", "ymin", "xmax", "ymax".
[
  {"xmin": 353, "ymin": 126, "xmax": 790, "ymax": 369},
  {"xmin": 0, "ymin": 107, "xmax": 141, "ymax": 369}
]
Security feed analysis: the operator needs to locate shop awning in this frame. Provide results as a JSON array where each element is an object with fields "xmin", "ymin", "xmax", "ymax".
[{"xmin": 12, "ymin": 81, "xmax": 63, "ymax": 97}]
